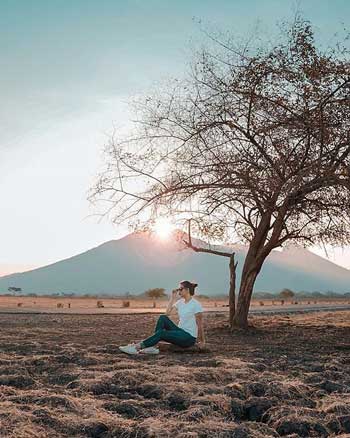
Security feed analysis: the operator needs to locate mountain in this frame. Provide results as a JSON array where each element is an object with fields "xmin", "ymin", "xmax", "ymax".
[
  {"xmin": 0, "ymin": 263, "xmax": 37, "ymax": 277},
  {"xmin": 0, "ymin": 232, "xmax": 349, "ymax": 295}
]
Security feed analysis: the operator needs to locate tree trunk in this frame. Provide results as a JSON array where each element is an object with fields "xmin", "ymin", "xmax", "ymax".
[
  {"xmin": 232, "ymin": 215, "xmax": 271, "ymax": 328},
  {"xmin": 232, "ymin": 268, "xmax": 260, "ymax": 328},
  {"xmin": 229, "ymin": 253, "xmax": 238, "ymax": 328}
]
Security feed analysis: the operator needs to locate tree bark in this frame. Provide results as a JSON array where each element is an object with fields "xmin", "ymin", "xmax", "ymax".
[
  {"xmin": 232, "ymin": 213, "xmax": 271, "ymax": 328},
  {"xmin": 232, "ymin": 267, "xmax": 260, "ymax": 327},
  {"xmin": 229, "ymin": 253, "xmax": 238, "ymax": 328}
]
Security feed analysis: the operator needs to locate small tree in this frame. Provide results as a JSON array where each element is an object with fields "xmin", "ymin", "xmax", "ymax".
[
  {"xmin": 8, "ymin": 287, "xmax": 22, "ymax": 296},
  {"xmin": 90, "ymin": 15, "xmax": 350, "ymax": 328},
  {"xmin": 145, "ymin": 288, "xmax": 166, "ymax": 300},
  {"xmin": 279, "ymin": 288, "xmax": 295, "ymax": 299},
  {"xmin": 311, "ymin": 291, "xmax": 324, "ymax": 297}
]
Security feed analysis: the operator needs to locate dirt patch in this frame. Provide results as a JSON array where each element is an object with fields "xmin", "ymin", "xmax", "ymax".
[{"xmin": 0, "ymin": 311, "xmax": 349, "ymax": 437}]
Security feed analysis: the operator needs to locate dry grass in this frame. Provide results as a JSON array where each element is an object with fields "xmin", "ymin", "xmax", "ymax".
[
  {"xmin": 0, "ymin": 311, "xmax": 349, "ymax": 437},
  {"xmin": 0, "ymin": 295, "xmax": 349, "ymax": 314}
]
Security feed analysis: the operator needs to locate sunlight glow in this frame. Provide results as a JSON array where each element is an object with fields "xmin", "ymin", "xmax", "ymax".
[{"xmin": 153, "ymin": 218, "xmax": 175, "ymax": 240}]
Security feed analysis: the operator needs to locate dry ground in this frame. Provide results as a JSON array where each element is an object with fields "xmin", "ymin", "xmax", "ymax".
[
  {"xmin": 0, "ymin": 295, "xmax": 349, "ymax": 314},
  {"xmin": 0, "ymin": 311, "xmax": 349, "ymax": 438}
]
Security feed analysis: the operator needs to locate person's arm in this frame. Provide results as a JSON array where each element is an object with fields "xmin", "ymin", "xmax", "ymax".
[
  {"xmin": 195, "ymin": 312, "xmax": 205, "ymax": 345},
  {"xmin": 165, "ymin": 289, "xmax": 179, "ymax": 316}
]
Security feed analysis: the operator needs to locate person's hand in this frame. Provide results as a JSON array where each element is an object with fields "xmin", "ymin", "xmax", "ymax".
[{"xmin": 171, "ymin": 289, "xmax": 179, "ymax": 300}]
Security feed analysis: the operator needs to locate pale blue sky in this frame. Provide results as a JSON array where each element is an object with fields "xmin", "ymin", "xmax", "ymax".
[{"xmin": 1, "ymin": 0, "xmax": 349, "ymax": 270}]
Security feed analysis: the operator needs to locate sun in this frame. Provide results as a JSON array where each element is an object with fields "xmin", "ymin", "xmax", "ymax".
[{"xmin": 153, "ymin": 217, "xmax": 175, "ymax": 240}]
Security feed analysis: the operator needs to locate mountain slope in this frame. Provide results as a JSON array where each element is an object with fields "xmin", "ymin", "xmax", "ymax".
[{"xmin": 0, "ymin": 232, "xmax": 349, "ymax": 295}]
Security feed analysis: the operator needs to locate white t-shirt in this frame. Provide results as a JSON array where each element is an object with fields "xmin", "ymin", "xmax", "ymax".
[{"xmin": 174, "ymin": 297, "xmax": 203, "ymax": 338}]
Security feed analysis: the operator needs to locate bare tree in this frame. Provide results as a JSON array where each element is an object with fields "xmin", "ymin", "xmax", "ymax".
[{"xmin": 89, "ymin": 15, "xmax": 350, "ymax": 328}]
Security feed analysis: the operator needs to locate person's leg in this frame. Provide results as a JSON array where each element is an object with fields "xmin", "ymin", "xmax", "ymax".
[
  {"xmin": 154, "ymin": 314, "xmax": 179, "ymax": 332},
  {"xmin": 127, "ymin": 316, "xmax": 181, "ymax": 353},
  {"xmin": 141, "ymin": 328, "xmax": 196, "ymax": 349}
]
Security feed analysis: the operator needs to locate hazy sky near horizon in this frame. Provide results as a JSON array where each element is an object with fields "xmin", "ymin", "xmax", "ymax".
[{"xmin": 1, "ymin": 0, "xmax": 350, "ymax": 271}]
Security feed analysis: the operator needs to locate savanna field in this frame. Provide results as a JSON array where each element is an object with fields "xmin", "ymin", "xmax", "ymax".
[{"xmin": 0, "ymin": 310, "xmax": 349, "ymax": 438}]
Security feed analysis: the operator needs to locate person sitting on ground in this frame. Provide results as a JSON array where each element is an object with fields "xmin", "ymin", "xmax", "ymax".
[{"xmin": 119, "ymin": 280, "xmax": 205, "ymax": 355}]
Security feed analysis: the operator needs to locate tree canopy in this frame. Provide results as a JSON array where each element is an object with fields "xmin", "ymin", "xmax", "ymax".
[
  {"xmin": 279, "ymin": 288, "xmax": 295, "ymax": 299},
  {"xmin": 145, "ymin": 288, "xmax": 167, "ymax": 299}
]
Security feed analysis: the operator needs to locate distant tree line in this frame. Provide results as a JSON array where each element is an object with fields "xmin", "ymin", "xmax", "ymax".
[
  {"xmin": 253, "ymin": 290, "xmax": 350, "ymax": 299},
  {"xmin": 0, "ymin": 288, "xmax": 349, "ymax": 299}
]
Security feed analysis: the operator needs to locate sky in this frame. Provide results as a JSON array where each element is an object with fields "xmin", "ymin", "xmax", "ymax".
[{"xmin": 1, "ymin": 0, "xmax": 350, "ymax": 272}]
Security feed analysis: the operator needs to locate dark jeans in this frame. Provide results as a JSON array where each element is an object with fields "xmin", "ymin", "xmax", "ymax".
[{"xmin": 140, "ymin": 315, "xmax": 196, "ymax": 349}]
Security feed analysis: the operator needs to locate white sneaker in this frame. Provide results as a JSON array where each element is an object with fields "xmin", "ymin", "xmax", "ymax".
[
  {"xmin": 140, "ymin": 346, "xmax": 160, "ymax": 355},
  {"xmin": 119, "ymin": 344, "xmax": 140, "ymax": 355}
]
